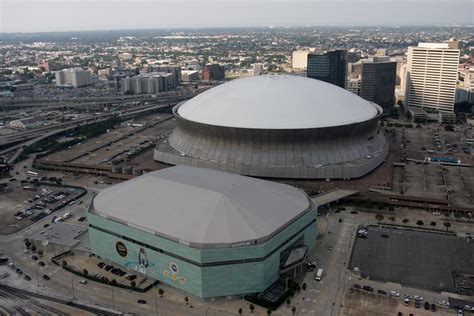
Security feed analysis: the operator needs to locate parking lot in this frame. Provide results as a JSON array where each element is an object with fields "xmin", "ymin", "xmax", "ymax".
[
  {"xmin": 350, "ymin": 226, "xmax": 474, "ymax": 294},
  {"xmin": 0, "ymin": 183, "xmax": 85, "ymax": 234}
]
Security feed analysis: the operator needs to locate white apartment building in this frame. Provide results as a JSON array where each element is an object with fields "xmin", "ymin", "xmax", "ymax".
[
  {"xmin": 253, "ymin": 63, "xmax": 264, "ymax": 76},
  {"xmin": 292, "ymin": 50, "xmax": 311, "ymax": 70},
  {"xmin": 55, "ymin": 68, "xmax": 92, "ymax": 88},
  {"xmin": 405, "ymin": 43, "xmax": 460, "ymax": 113},
  {"xmin": 122, "ymin": 72, "xmax": 176, "ymax": 94}
]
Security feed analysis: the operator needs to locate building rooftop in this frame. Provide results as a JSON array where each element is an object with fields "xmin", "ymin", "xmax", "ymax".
[
  {"xmin": 91, "ymin": 166, "xmax": 313, "ymax": 248},
  {"xmin": 177, "ymin": 75, "xmax": 379, "ymax": 129}
]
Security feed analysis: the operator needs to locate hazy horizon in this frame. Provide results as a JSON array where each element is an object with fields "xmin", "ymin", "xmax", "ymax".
[{"xmin": 1, "ymin": 0, "xmax": 472, "ymax": 34}]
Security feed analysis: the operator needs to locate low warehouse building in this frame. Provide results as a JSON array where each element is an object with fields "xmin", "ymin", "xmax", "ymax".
[{"xmin": 88, "ymin": 166, "xmax": 317, "ymax": 299}]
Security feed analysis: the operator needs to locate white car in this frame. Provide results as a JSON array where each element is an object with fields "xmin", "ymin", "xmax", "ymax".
[
  {"xmin": 438, "ymin": 300, "xmax": 449, "ymax": 306},
  {"xmin": 413, "ymin": 295, "xmax": 423, "ymax": 301},
  {"xmin": 389, "ymin": 291, "xmax": 400, "ymax": 297}
]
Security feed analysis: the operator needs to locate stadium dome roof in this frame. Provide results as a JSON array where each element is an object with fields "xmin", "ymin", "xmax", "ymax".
[
  {"xmin": 92, "ymin": 166, "xmax": 313, "ymax": 248},
  {"xmin": 177, "ymin": 75, "xmax": 379, "ymax": 129}
]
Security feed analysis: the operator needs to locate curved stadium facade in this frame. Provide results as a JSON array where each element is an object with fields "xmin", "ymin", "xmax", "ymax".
[
  {"xmin": 154, "ymin": 75, "xmax": 388, "ymax": 179},
  {"xmin": 88, "ymin": 166, "xmax": 317, "ymax": 299}
]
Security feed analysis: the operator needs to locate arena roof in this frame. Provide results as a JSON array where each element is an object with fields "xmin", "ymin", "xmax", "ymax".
[
  {"xmin": 92, "ymin": 166, "xmax": 313, "ymax": 248},
  {"xmin": 177, "ymin": 75, "xmax": 379, "ymax": 129}
]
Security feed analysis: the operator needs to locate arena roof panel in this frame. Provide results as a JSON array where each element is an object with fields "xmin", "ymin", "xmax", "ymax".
[
  {"xmin": 92, "ymin": 166, "xmax": 312, "ymax": 248},
  {"xmin": 177, "ymin": 75, "xmax": 379, "ymax": 129}
]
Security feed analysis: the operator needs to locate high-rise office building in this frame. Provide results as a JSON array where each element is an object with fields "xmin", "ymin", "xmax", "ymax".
[
  {"xmin": 405, "ymin": 43, "xmax": 460, "ymax": 113},
  {"xmin": 359, "ymin": 57, "xmax": 397, "ymax": 112},
  {"xmin": 347, "ymin": 77, "xmax": 361, "ymax": 95},
  {"xmin": 307, "ymin": 50, "xmax": 347, "ymax": 88},
  {"xmin": 55, "ymin": 68, "xmax": 92, "ymax": 88}
]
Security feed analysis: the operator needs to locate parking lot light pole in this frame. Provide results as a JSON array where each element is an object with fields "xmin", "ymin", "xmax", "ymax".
[{"xmin": 71, "ymin": 277, "xmax": 75, "ymax": 299}]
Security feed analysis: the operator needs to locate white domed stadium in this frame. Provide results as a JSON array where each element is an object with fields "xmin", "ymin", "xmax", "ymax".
[{"xmin": 154, "ymin": 75, "xmax": 389, "ymax": 179}]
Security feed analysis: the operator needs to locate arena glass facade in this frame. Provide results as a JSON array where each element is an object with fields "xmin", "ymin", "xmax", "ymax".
[{"xmin": 88, "ymin": 204, "xmax": 317, "ymax": 299}]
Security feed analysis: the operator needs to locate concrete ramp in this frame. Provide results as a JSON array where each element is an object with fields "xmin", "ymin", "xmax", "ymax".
[{"xmin": 311, "ymin": 189, "xmax": 359, "ymax": 206}]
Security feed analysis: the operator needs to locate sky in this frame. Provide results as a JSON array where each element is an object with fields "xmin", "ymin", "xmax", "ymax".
[{"xmin": 1, "ymin": 0, "xmax": 472, "ymax": 33}]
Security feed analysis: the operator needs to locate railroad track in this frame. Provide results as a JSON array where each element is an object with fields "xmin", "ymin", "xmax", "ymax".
[{"xmin": 0, "ymin": 284, "xmax": 119, "ymax": 315}]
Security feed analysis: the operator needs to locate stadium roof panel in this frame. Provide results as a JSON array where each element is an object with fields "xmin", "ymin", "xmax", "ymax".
[
  {"xmin": 92, "ymin": 166, "xmax": 313, "ymax": 248},
  {"xmin": 177, "ymin": 75, "xmax": 379, "ymax": 129}
]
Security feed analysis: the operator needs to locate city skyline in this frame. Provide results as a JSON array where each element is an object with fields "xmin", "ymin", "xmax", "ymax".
[{"xmin": 1, "ymin": 0, "xmax": 472, "ymax": 33}]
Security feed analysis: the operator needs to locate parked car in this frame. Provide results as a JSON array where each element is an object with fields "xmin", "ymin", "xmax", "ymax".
[
  {"xmin": 42, "ymin": 274, "xmax": 50, "ymax": 281},
  {"xmin": 31, "ymin": 255, "xmax": 38, "ymax": 261},
  {"xmin": 390, "ymin": 291, "xmax": 400, "ymax": 297},
  {"xmin": 24, "ymin": 275, "xmax": 31, "ymax": 281},
  {"xmin": 38, "ymin": 261, "xmax": 45, "ymax": 267},
  {"xmin": 79, "ymin": 279, "xmax": 87, "ymax": 284},
  {"xmin": 362, "ymin": 286, "xmax": 374, "ymax": 292},
  {"xmin": 137, "ymin": 299, "xmax": 147, "ymax": 304},
  {"xmin": 15, "ymin": 268, "xmax": 23, "ymax": 274},
  {"xmin": 377, "ymin": 290, "xmax": 387, "ymax": 295},
  {"xmin": 353, "ymin": 284, "xmax": 361, "ymax": 289}
]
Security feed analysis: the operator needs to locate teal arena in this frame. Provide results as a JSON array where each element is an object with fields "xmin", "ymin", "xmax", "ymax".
[{"xmin": 88, "ymin": 166, "xmax": 317, "ymax": 299}]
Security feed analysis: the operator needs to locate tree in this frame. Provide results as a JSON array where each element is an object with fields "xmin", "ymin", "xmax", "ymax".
[
  {"xmin": 375, "ymin": 214, "xmax": 384, "ymax": 222},
  {"xmin": 267, "ymin": 309, "xmax": 272, "ymax": 315},
  {"xmin": 131, "ymin": 281, "xmax": 136, "ymax": 288},
  {"xmin": 111, "ymin": 279, "xmax": 117, "ymax": 286},
  {"xmin": 185, "ymin": 296, "xmax": 189, "ymax": 304},
  {"xmin": 443, "ymin": 222, "xmax": 451, "ymax": 231},
  {"xmin": 291, "ymin": 306, "xmax": 296, "ymax": 314},
  {"xmin": 249, "ymin": 304, "xmax": 255, "ymax": 313},
  {"xmin": 286, "ymin": 298, "xmax": 291, "ymax": 306},
  {"xmin": 158, "ymin": 288, "xmax": 164, "ymax": 297},
  {"xmin": 416, "ymin": 220, "xmax": 424, "ymax": 226},
  {"xmin": 302, "ymin": 283, "xmax": 307, "ymax": 291},
  {"xmin": 430, "ymin": 221, "xmax": 436, "ymax": 226},
  {"xmin": 83, "ymin": 269, "xmax": 88, "ymax": 276},
  {"xmin": 389, "ymin": 216, "xmax": 396, "ymax": 222},
  {"xmin": 338, "ymin": 218, "xmax": 343, "ymax": 223},
  {"xmin": 62, "ymin": 260, "xmax": 67, "ymax": 267},
  {"xmin": 31, "ymin": 245, "xmax": 37, "ymax": 252},
  {"xmin": 388, "ymin": 206, "xmax": 395, "ymax": 212},
  {"xmin": 38, "ymin": 249, "xmax": 43, "ymax": 256},
  {"xmin": 238, "ymin": 308, "xmax": 243, "ymax": 315},
  {"xmin": 402, "ymin": 218, "xmax": 409, "ymax": 224},
  {"xmin": 24, "ymin": 239, "xmax": 32, "ymax": 249}
]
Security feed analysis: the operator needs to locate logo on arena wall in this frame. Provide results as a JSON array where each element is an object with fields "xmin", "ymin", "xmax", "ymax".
[
  {"xmin": 116, "ymin": 241, "xmax": 128, "ymax": 257},
  {"xmin": 169, "ymin": 262, "xmax": 179, "ymax": 273}
]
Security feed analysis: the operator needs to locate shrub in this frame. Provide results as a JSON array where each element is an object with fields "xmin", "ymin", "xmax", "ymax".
[
  {"xmin": 158, "ymin": 288, "xmax": 164, "ymax": 297},
  {"xmin": 402, "ymin": 218, "xmax": 409, "ymax": 224},
  {"xmin": 292, "ymin": 306, "xmax": 296, "ymax": 314},
  {"xmin": 83, "ymin": 269, "xmax": 88, "ymax": 276},
  {"xmin": 238, "ymin": 308, "xmax": 243, "ymax": 315},
  {"xmin": 430, "ymin": 221, "xmax": 436, "ymax": 226},
  {"xmin": 131, "ymin": 281, "xmax": 136, "ymax": 288},
  {"xmin": 416, "ymin": 220, "xmax": 424, "ymax": 226},
  {"xmin": 249, "ymin": 304, "xmax": 255, "ymax": 313},
  {"xmin": 286, "ymin": 298, "xmax": 291, "ymax": 306}
]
